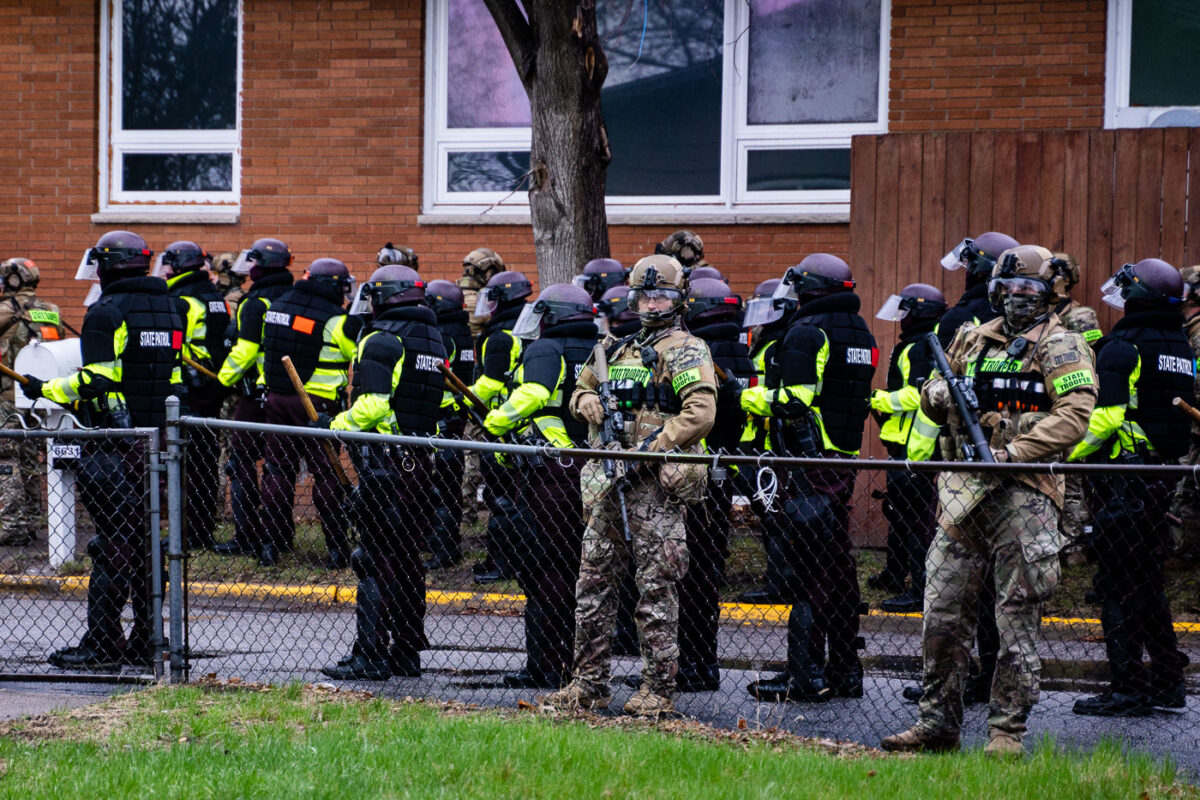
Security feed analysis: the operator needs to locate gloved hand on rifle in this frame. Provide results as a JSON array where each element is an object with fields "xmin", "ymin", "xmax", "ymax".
[
  {"xmin": 309, "ymin": 412, "xmax": 334, "ymax": 430},
  {"xmin": 576, "ymin": 392, "xmax": 605, "ymax": 426}
]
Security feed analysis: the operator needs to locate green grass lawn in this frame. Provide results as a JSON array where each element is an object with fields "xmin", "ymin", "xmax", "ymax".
[{"xmin": 0, "ymin": 682, "xmax": 1192, "ymax": 800}]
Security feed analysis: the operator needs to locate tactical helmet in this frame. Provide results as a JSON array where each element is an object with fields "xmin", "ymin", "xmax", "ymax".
[
  {"xmin": 76, "ymin": 230, "xmax": 153, "ymax": 282},
  {"xmin": 376, "ymin": 242, "xmax": 419, "ymax": 270},
  {"xmin": 0, "ymin": 258, "xmax": 39, "ymax": 291},
  {"xmin": 1052, "ymin": 251, "xmax": 1081, "ymax": 291},
  {"xmin": 987, "ymin": 245, "xmax": 1062, "ymax": 330},
  {"xmin": 596, "ymin": 285, "xmax": 638, "ymax": 328},
  {"xmin": 153, "ymin": 240, "xmax": 209, "ymax": 278},
  {"xmin": 573, "ymin": 258, "xmax": 628, "ymax": 301},
  {"xmin": 941, "ymin": 231, "xmax": 1020, "ymax": 278},
  {"xmin": 475, "ymin": 270, "xmax": 532, "ymax": 317},
  {"xmin": 1180, "ymin": 265, "xmax": 1200, "ymax": 304},
  {"xmin": 876, "ymin": 283, "xmax": 947, "ymax": 322},
  {"xmin": 306, "ymin": 257, "xmax": 355, "ymax": 299},
  {"xmin": 628, "ymin": 254, "xmax": 687, "ymax": 327},
  {"xmin": 684, "ymin": 278, "xmax": 741, "ymax": 325},
  {"xmin": 211, "ymin": 252, "xmax": 237, "ymax": 274},
  {"xmin": 688, "ymin": 266, "xmax": 724, "ymax": 282},
  {"xmin": 425, "ymin": 279, "xmax": 465, "ymax": 318},
  {"xmin": 1101, "ymin": 258, "xmax": 1184, "ymax": 311},
  {"xmin": 655, "ymin": 230, "xmax": 705, "ymax": 268},
  {"xmin": 459, "ymin": 248, "xmax": 506, "ymax": 290},
  {"xmin": 512, "ymin": 283, "xmax": 595, "ymax": 339},
  {"xmin": 231, "ymin": 237, "xmax": 292, "ymax": 276},
  {"xmin": 352, "ymin": 264, "xmax": 426, "ymax": 315}
]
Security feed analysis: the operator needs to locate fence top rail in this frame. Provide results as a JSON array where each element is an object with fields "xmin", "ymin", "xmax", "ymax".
[
  {"xmin": 0, "ymin": 425, "xmax": 159, "ymax": 442},
  {"xmin": 174, "ymin": 413, "xmax": 1200, "ymax": 478}
]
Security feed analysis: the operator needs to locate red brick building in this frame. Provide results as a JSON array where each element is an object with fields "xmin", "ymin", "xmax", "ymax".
[{"xmin": 2, "ymin": 0, "xmax": 1196, "ymax": 333}]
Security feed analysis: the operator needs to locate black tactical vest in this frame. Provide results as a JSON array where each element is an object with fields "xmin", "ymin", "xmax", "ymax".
[
  {"xmin": 437, "ymin": 310, "xmax": 476, "ymax": 385},
  {"xmin": 937, "ymin": 283, "xmax": 998, "ymax": 349},
  {"xmin": 887, "ymin": 318, "xmax": 939, "ymax": 391},
  {"xmin": 525, "ymin": 321, "xmax": 600, "ymax": 445},
  {"xmin": 170, "ymin": 269, "xmax": 231, "ymax": 366},
  {"xmin": 87, "ymin": 277, "xmax": 183, "ymax": 429},
  {"xmin": 1103, "ymin": 311, "xmax": 1194, "ymax": 460},
  {"xmin": 261, "ymin": 280, "xmax": 349, "ymax": 394},
  {"xmin": 231, "ymin": 270, "xmax": 293, "ymax": 379},
  {"xmin": 691, "ymin": 319, "xmax": 754, "ymax": 453},
  {"xmin": 787, "ymin": 294, "xmax": 877, "ymax": 453},
  {"xmin": 365, "ymin": 306, "xmax": 447, "ymax": 435}
]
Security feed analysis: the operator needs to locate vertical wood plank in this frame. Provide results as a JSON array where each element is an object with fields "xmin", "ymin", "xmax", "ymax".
[
  {"xmin": 943, "ymin": 133, "xmax": 971, "ymax": 251},
  {"xmin": 1111, "ymin": 129, "xmax": 1140, "ymax": 272},
  {"xmin": 920, "ymin": 133, "xmax": 948, "ymax": 286},
  {"xmin": 968, "ymin": 132, "xmax": 994, "ymax": 235},
  {"xmin": 990, "ymin": 132, "xmax": 1019, "ymax": 236},
  {"xmin": 1038, "ymin": 131, "xmax": 1066, "ymax": 251},
  {"xmin": 1062, "ymin": 131, "xmax": 1090, "ymax": 269},
  {"xmin": 1134, "ymin": 128, "xmax": 1164, "ymax": 260},
  {"xmin": 896, "ymin": 134, "xmax": 924, "ymax": 281},
  {"xmin": 1160, "ymin": 128, "xmax": 1188, "ymax": 267},
  {"xmin": 872, "ymin": 134, "xmax": 901, "ymax": 315},
  {"xmin": 850, "ymin": 134, "xmax": 879, "ymax": 282},
  {"xmin": 1014, "ymin": 132, "xmax": 1043, "ymax": 245},
  {"xmin": 1188, "ymin": 128, "xmax": 1200, "ymax": 267},
  {"xmin": 1087, "ymin": 130, "xmax": 1116, "ymax": 330}
]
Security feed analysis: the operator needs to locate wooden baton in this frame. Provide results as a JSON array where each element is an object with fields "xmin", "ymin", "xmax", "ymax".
[
  {"xmin": 183, "ymin": 354, "xmax": 219, "ymax": 381},
  {"xmin": 1173, "ymin": 396, "xmax": 1200, "ymax": 426},
  {"xmin": 281, "ymin": 355, "xmax": 351, "ymax": 487}
]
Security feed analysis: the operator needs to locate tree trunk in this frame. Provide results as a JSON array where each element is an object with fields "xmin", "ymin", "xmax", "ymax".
[{"xmin": 483, "ymin": 0, "xmax": 610, "ymax": 288}]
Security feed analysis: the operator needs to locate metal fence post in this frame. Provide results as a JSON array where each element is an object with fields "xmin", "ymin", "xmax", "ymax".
[
  {"xmin": 146, "ymin": 427, "xmax": 164, "ymax": 682},
  {"xmin": 164, "ymin": 397, "xmax": 186, "ymax": 684}
]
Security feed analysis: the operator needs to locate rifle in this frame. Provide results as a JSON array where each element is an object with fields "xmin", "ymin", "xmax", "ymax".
[
  {"xmin": 923, "ymin": 332, "xmax": 995, "ymax": 464},
  {"xmin": 591, "ymin": 344, "xmax": 632, "ymax": 542}
]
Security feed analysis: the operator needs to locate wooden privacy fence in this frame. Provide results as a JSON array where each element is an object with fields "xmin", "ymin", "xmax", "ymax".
[{"xmin": 843, "ymin": 128, "xmax": 1199, "ymax": 546}]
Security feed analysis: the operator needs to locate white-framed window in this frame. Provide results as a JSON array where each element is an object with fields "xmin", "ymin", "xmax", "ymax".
[
  {"xmin": 1105, "ymin": 0, "xmax": 1200, "ymax": 129},
  {"xmin": 95, "ymin": 0, "xmax": 242, "ymax": 223},
  {"xmin": 422, "ymin": 0, "xmax": 889, "ymax": 222}
]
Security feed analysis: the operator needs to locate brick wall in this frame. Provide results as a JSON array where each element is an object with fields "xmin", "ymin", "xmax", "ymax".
[{"xmin": 890, "ymin": 0, "xmax": 1106, "ymax": 131}]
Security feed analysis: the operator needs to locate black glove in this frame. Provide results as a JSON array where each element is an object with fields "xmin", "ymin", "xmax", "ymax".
[
  {"xmin": 22, "ymin": 376, "xmax": 44, "ymax": 400},
  {"xmin": 309, "ymin": 412, "xmax": 334, "ymax": 430},
  {"xmin": 717, "ymin": 372, "xmax": 743, "ymax": 406}
]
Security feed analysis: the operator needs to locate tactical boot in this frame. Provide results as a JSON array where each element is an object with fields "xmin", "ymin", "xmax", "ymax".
[
  {"xmin": 983, "ymin": 730, "xmax": 1024, "ymax": 758},
  {"xmin": 749, "ymin": 600, "xmax": 833, "ymax": 702},
  {"xmin": 879, "ymin": 726, "xmax": 960, "ymax": 753},
  {"xmin": 1146, "ymin": 682, "xmax": 1187, "ymax": 709},
  {"xmin": 387, "ymin": 646, "xmax": 421, "ymax": 678},
  {"xmin": 676, "ymin": 663, "xmax": 721, "ymax": 693},
  {"xmin": 901, "ymin": 684, "xmax": 923, "ymax": 703},
  {"xmin": 880, "ymin": 586, "xmax": 923, "ymax": 614},
  {"xmin": 539, "ymin": 679, "xmax": 612, "ymax": 711},
  {"xmin": 502, "ymin": 668, "xmax": 566, "ymax": 690},
  {"xmin": 746, "ymin": 671, "xmax": 832, "ymax": 703},
  {"xmin": 827, "ymin": 663, "xmax": 864, "ymax": 699},
  {"xmin": 215, "ymin": 538, "xmax": 256, "ymax": 557},
  {"xmin": 1072, "ymin": 691, "xmax": 1152, "ymax": 717},
  {"xmin": 48, "ymin": 644, "xmax": 121, "ymax": 671},
  {"xmin": 622, "ymin": 686, "xmax": 675, "ymax": 716},
  {"xmin": 321, "ymin": 653, "xmax": 392, "ymax": 681}
]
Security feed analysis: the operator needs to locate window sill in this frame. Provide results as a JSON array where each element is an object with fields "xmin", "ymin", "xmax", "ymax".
[
  {"xmin": 418, "ymin": 210, "xmax": 850, "ymax": 226},
  {"xmin": 91, "ymin": 210, "xmax": 241, "ymax": 225}
]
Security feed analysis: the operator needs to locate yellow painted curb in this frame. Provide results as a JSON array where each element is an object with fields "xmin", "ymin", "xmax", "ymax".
[{"xmin": 2, "ymin": 574, "xmax": 1197, "ymax": 633}]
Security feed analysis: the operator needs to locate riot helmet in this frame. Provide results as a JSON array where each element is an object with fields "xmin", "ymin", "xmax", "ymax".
[
  {"xmin": 941, "ymin": 231, "xmax": 1020, "ymax": 280},
  {"xmin": 231, "ymin": 238, "xmax": 293, "ymax": 280},
  {"xmin": 769, "ymin": 253, "xmax": 854, "ymax": 310},
  {"xmin": 351, "ymin": 264, "xmax": 426, "ymax": 317},
  {"xmin": 459, "ymin": 248, "xmax": 506, "ymax": 290},
  {"xmin": 306, "ymin": 257, "xmax": 355, "ymax": 300},
  {"xmin": 684, "ymin": 278, "xmax": 741, "ymax": 326},
  {"xmin": 628, "ymin": 254, "xmax": 687, "ymax": 328},
  {"xmin": 596, "ymin": 285, "xmax": 638, "ymax": 335},
  {"xmin": 474, "ymin": 270, "xmax": 532, "ymax": 317},
  {"xmin": 655, "ymin": 230, "xmax": 705, "ymax": 269},
  {"xmin": 988, "ymin": 244, "xmax": 1062, "ymax": 330},
  {"xmin": 1101, "ymin": 258, "xmax": 1184, "ymax": 311},
  {"xmin": 425, "ymin": 279, "xmax": 465, "ymax": 318},
  {"xmin": 688, "ymin": 266, "xmax": 725, "ymax": 282},
  {"xmin": 376, "ymin": 242, "xmax": 419, "ymax": 270},
  {"xmin": 512, "ymin": 283, "xmax": 596, "ymax": 339},
  {"xmin": 877, "ymin": 283, "xmax": 947, "ymax": 333},
  {"xmin": 153, "ymin": 240, "xmax": 210, "ymax": 278},
  {"xmin": 573, "ymin": 258, "xmax": 628, "ymax": 301},
  {"xmin": 0, "ymin": 258, "xmax": 40, "ymax": 292},
  {"xmin": 76, "ymin": 230, "xmax": 153, "ymax": 282}
]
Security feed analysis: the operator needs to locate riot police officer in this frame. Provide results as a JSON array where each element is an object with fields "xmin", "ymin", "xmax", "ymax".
[
  {"xmin": 870, "ymin": 284, "xmax": 947, "ymax": 613},
  {"xmin": 319, "ymin": 265, "xmax": 445, "ymax": 680},
  {"xmin": 215, "ymin": 238, "xmax": 295, "ymax": 558},
  {"xmin": 883, "ymin": 245, "xmax": 1097, "ymax": 756},
  {"xmin": 0, "ymin": 258, "xmax": 64, "ymax": 546},
  {"xmin": 258, "ymin": 258, "xmax": 361, "ymax": 568},
  {"xmin": 468, "ymin": 270, "xmax": 532, "ymax": 584},
  {"xmin": 424, "ymin": 279, "xmax": 474, "ymax": 570},
  {"xmin": 27, "ymin": 231, "xmax": 184, "ymax": 669},
  {"xmin": 1070, "ymin": 258, "xmax": 1192, "ymax": 717},
  {"xmin": 937, "ymin": 232, "xmax": 1020, "ymax": 348},
  {"xmin": 574, "ymin": 258, "xmax": 628, "ymax": 303},
  {"xmin": 544, "ymin": 254, "xmax": 717, "ymax": 716},
  {"xmin": 483, "ymin": 284, "xmax": 599, "ymax": 688},
  {"xmin": 743, "ymin": 254, "xmax": 877, "ymax": 703},
  {"xmin": 596, "ymin": 286, "xmax": 640, "ymax": 339},
  {"xmin": 156, "ymin": 241, "xmax": 230, "ymax": 550},
  {"xmin": 1170, "ymin": 266, "xmax": 1200, "ymax": 557}
]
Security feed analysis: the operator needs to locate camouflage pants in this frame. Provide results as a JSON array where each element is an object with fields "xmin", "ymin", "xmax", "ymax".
[
  {"xmin": 917, "ymin": 483, "xmax": 1061, "ymax": 738},
  {"xmin": 1169, "ymin": 441, "xmax": 1200, "ymax": 559},
  {"xmin": 459, "ymin": 420, "xmax": 484, "ymax": 527},
  {"xmin": 0, "ymin": 424, "xmax": 41, "ymax": 544},
  {"xmin": 1058, "ymin": 474, "xmax": 1089, "ymax": 544},
  {"xmin": 572, "ymin": 475, "xmax": 689, "ymax": 694}
]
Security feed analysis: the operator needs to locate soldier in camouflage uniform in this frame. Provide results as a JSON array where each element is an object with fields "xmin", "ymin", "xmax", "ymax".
[
  {"xmin": 1169, "ymin": 266, "xmax": 1200, "ymax": 559},
  {"xmin": 656, "ymin": 230, "xmax": 708, "ymax": 274},
  {"xmin": 541, "ymin": 254, "xmax": 717, "ymax": 716},
  {"xmin": 212, "ymin": 250, "xmax": 245, "ymax": 517},
  {"xmin": 0, "ymin": 258, "xmax": 64, "ymax": 545},
  {"xmin": 882, "ymin": 245, "xmax": 1097, "ymax": 756}
]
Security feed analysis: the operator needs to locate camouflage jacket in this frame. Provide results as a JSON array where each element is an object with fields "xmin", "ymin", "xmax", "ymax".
[
  {"xmin": 921, "ymin": 313, "xmax": 1097, "ymax": 510},
  {"xmin": 1056, "ymin": 299, "xmax": 1103, "ymax": 346},
  {"xmin": 0, "ymin": 290, "xmax": 65, "ymax": 399}
]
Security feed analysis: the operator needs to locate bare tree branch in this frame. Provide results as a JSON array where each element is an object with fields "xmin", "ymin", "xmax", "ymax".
[{"xmin": 481, "ymin": 0, "xmax": 536, "ymax": 89}]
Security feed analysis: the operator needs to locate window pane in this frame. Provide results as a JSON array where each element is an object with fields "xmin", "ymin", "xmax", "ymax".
[
  {"xmin": 1130, "ymin": 0, "xmax": 1200, "ymax": 108},
  {"xmin": 447, "ymin": 0, "xmax": 530, "ymax": 128},
  {"xmin": 746, "ymin": 149, "xmax": 850, "ymax": 191},
  {"xmin": 599, "ymin": 0, "xmax": 723, "ymax": 195},
  {"xmin": 123, "ymin": 153, "xmax": 233, "ymax": 191},
  {"xmin": 447, "ymin": 151, "xmax": 531, "ymax": 192},
  {"xmin": 121, "ymin": 0, "xmax": 237, "ymax": 130},
  {"xmin": 747, "ymin": 0, "xmax": 881, "ymax": 124}
]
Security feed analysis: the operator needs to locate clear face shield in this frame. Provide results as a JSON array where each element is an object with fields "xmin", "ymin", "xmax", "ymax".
[
  {"xmin": 1100, "ymin": 264, "xmax": 1136, "ymax": 310},
  {"xmin": 940, "ymin": 238, "xmax": 972, "ymax": 270},
  {"xmin": 348, "ymin": 283, "xmax": 373, "ymax": 316},
  {"xmin": 511, "ymin": 302, "xmax": 541, "ymax": 340},
  {"xmin": 151, "ymin": 253, "xmax": 170, "ymax": 278},
  {"xmin": 474, "ymin": 286, "xmax": 499, "ymax": 318},
  {"xmin": 83, "ymin": 282, "xmax": 102, "ymax": 307},
  {"xmin": 741, "ymin": 296, "xmax": 785, "ymax": 328},
  {"xmin": 75, "ymin": 249, "xmax": 99, "ymax": 282},
  {"xmin": 875, "ymin": 294, "xmax": 912, "ymax": 321},
  {"xmin": 230, "ymin": 249, "xmax": 256, "ymax": 276}
]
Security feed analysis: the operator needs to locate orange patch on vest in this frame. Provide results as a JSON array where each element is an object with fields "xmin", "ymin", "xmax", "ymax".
[{"xmin": 291, "ymin": 316, "xmax": 316, "ymax": 335}]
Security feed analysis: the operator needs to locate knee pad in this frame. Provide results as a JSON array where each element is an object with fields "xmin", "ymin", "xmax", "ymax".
[{"xmin": 350, "ymin": 546, "xmax": 374, "ymax": 580}]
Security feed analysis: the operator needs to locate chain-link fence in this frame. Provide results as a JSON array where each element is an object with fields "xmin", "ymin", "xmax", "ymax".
[
  {"xmin": 0, "ymin": 425, "xmax": 164, "ymax": 682},
  {"xmin": 162, "ymin": 409, "xmax": 1198, "ymax": 767}
]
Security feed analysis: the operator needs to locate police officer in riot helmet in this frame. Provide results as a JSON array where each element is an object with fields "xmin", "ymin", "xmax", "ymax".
[
  {"xmin": 424, "ymin": 279, "xmax": 474, "ymax": 570},
  {"xmin": 469, "ymin": 270, "xmax": 533, "ymax": 584},
  {"xmin": 742, "ymin": 253, "xmax": 877, "ymax": 703},
  {"xmin": 1070, "ymin": 258, "xmax": 1192, "ymax": 717},
  {"xmin": 483, "ymin": 283, "xmax": 599, "ymax": 688},
  {"xmin": 596, "ymin": 286, "xmax": 640, "ymax": 338},
  {"xmin": 574, "ymin": 258, "xmax": 628, "ymax": 303},
  {"xmin": 937, "ymin": 231, "xmax": 1020, "ymax": 348},
  {"xmin": 688, "ymin": 266, "xmax": 725, "ymax": 282},
  {"xmin": 156, "ymin": 241, "xmax": 231, "ymax": 550},
  {"xmin": 30, "ymin": 230, "xmax": 184, "ymax": 669},
  {"xmin": 319, "ymin": 264, "xmax": 445, "ymax": 680},
  {"xmin": 215, "ymin": 238, "xmax": 295, "ymax": 558}
]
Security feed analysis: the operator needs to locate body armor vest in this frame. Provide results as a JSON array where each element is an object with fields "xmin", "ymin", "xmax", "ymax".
[
  {"xmin": 438, "ymin": 310, "xmax": 476, "ymax": 385},
  {"xmin": 790, "ymin": 301, "xmax": 877, "ymax": 453},
  {"xmin": 170, "ymin": 270, "xmax": 231, "ymax": 366},
  {"xmin": 262, "ymin": 281, "xmax": 349, "ymax": 394},
  {"xmin": 1103, "ymin": 311, "xmax": 1194, "ymax": 460},
  {"xmin": 691, "ymin": 320, "xmax": 754, "ymax": 453},
  {"xmin": 233, "ymin": 271, "xmax": 293, "ymax": 384},
  {"xmin": 970, "ymin": 349, "xmax": 1050, "ymax": 416},
  {"xmin": 368, "ymin": 307, "xmax": 446, "ymax": 435},
  {"xmin": 521, "ymin": 321, "xmax": 599, "ymax": 445},
  {"xmin": 938, "ymin": 283, "xmax": 997, "ymax": 349},
  {"xmin": 609, "ymin": 332, "xmax": 682, "ymax": 416}
]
